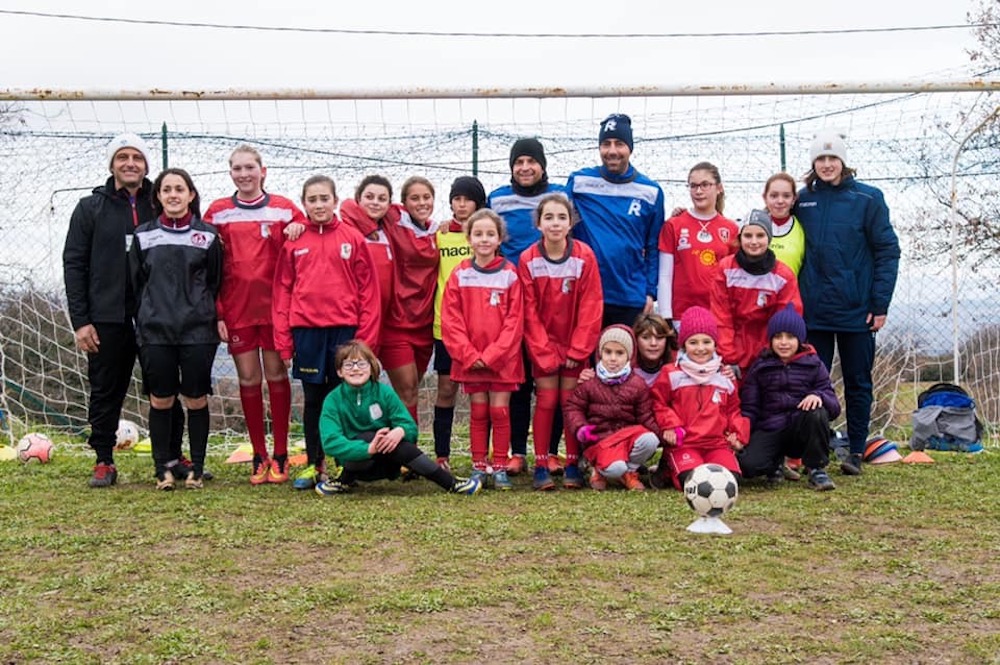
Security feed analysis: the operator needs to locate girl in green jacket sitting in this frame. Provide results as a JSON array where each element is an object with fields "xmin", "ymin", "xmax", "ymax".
[{"xmin": 316, "ymin": 340, "xmax": 481, "ymax": 496}]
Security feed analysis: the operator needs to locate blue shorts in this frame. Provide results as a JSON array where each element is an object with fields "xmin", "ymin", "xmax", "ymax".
[
  {"xmin": 291, "ymin": 326, "xmax": 357, "ymax": 385},
  {"xmin": 432, "ymin": 339, "xmax": 452, "ymax": 375}
]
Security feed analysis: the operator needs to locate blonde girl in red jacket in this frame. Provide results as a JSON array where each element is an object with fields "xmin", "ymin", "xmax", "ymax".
[
  {"xmin": 442, "ymin": 209, "xmax": 524, "ymax": 490},
  {"xmin": 204, "ymin": 145, "xmax": 306, "ymax": 485},
  {"xmin": 518, "ymin": 194, "xmax": 603, "ymax": 491}
]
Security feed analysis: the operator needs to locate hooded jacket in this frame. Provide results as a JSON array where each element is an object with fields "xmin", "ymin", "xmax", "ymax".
[{"xmin": 740, "ymin": 344, "xmax": 841, "ymax": 432}]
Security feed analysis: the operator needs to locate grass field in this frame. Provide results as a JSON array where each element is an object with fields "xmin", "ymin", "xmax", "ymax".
[{"xmin": 1, "ymin": 446, "xmax": 998, "ymax": 665}]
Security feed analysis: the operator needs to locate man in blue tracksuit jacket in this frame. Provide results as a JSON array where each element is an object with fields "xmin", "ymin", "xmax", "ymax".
[
  {"xmin": 566, "ymin": 113, "xmax": 665, "ymax": 327},
  {"xmin": 795, "ymin": 130, "xmax": 900, "ymax": 476}
]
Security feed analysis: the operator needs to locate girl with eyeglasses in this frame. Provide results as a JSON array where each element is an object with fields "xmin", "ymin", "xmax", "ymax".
[
  {"xmin": 272, "ymin": 175, "xmax": 381, "ymax": 490},
  {"xmin": 656, "ymin": 162, "xmax": 738, "ymax": 329},
  {"xmin": 314, "ymin": 340, "xmax": 482, "ymax": 496}
]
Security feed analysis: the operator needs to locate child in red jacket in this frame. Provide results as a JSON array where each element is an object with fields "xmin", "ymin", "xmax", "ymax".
[
  {"xmin": 272, "ymin": 175, "xmax": 380, "ymax": 490},
  {"xmin": 708, "ymin": 211, "xmax": 802, "ymax": 378},
  {"xmin": 564, "ymin": 325, "xmax": 660, "ymax": 491},
  {"xmin": 442, "ymin": 209, "xmax": 524, "ymax": 490},
  {"xmin": 519, "ymin": 194, "xmax": 604, "ymax": 491},
  {"xmin": 650, "ymin": 306, "xmax": 749, "ymax": 490}
]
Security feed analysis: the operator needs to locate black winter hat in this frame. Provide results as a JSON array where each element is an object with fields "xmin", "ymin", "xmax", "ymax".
[
  {"xmin": 509, "ymin": 138, "xmax": 547, "ymax": 171},
  {"xmin": 448, "ymin": 176, "xmax": 487, "ymax": 209}
]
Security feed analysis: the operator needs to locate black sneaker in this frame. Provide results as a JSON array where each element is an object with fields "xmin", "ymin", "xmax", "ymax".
[
  {"xmin": 766, "ymin": 467, "xmax": 785, "ymax": 486},
  {"xmin": 89, "ymin": 462, "xmax": 118, "ymax": 488},
  {"xmin": 176, "ymin": 455, "xmax": 214, "ymax": 481},
  {"xmin": 840, "ymin": 453, "xmax": 863, "ymax": 476},
  {"xmin": 808, "ymin": 468, "xmax": 836, "ymax": 491}
]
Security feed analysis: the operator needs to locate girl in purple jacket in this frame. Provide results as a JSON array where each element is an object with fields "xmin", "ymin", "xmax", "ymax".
[{"xmin": 738, "ymin": 305, "xmax": 840, "ymax": 491}]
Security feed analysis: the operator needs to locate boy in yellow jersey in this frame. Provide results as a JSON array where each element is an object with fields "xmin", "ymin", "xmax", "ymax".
[{"xmin": 432, "ymin": 176, "xmax": 486, "ymax": 470}]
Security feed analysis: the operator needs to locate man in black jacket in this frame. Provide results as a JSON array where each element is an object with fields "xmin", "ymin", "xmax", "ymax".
[{"xmin": 64, "ymin": 133, "xmax": 154, "ymax": 487}]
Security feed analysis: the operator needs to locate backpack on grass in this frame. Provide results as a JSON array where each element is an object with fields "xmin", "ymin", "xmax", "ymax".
[{"xmin": 911, "ymin": 383, "xmax": 983, "ymax": 453}]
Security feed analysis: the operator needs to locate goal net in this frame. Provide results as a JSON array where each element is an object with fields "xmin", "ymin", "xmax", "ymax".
[{"xmin": 0, "ymin": 86, "xmax": 997, "ymax": 450}]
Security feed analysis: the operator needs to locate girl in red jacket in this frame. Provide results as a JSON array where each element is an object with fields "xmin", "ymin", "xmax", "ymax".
[
  {"xmin": 442, "ymin": 209, "xmax": 524, "ymax": 490},
  {"xmin": 272, "ymin": 175, "xmax": 381, "ymax": 490},
  {"xmin": 564, "ymin": 325, "xmax": 660, "ymax": 491},
  {"xmin": 657, "ymin": 162, "xmax": 738, "ymax": 325},
  {"xmin": 338, "ymin": 175, "xmax": 395, "ymax": 327},
  {"xmin": 649, "ymin": 306, "xmax": 749, "ymax": 490},
  {"xmin": 708, "ymin": 212, "xmax": 803, "ymax": 378},
  {"xmin": 204, "ymin": 145, "xmax": 306, "ymax": 485},
  {"xmin": 518, "ymin": 194, "xmax": 603, "ymax": 491}
]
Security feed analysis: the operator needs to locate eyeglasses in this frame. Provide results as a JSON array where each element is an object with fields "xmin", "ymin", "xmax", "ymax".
[
  {"xmin": 341, "ymin": 359, "xmax": 370, "ymax": 370},
  {"xmin": 687, "ymin": 181, "xmax": 717, "ymax": 191}
]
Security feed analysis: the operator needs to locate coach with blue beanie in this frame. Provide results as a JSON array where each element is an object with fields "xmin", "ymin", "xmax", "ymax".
[
  {"xmin": 567, "ymin": 114, "xmax": 665, "ymax": 327},
  {"xmin": 795, "ymin": 130, "xmax": 900, "ymax": 476}
]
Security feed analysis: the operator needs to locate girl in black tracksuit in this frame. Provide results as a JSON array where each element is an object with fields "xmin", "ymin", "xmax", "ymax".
[{"xmin": 129, "ymin": 168, "xmax": 222, "ymax": 490}]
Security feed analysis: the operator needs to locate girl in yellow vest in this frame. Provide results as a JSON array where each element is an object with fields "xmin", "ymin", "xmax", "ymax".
[{"xmin": 761, "ymin": 172, "xmax": 806, "ymax": 276}]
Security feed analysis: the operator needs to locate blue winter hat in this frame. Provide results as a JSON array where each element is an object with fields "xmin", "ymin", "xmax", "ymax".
[
  {"xmin": 767, "ymin": 303, "xmax": 807, "ymax": 344},
  {"xmin": 599, "ymin": 114, "xmax": 633, "ymax": 151}
]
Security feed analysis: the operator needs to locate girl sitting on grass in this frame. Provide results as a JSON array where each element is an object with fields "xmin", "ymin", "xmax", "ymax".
[
  {"xmin": 564, "ymin": 325, "xmax": 660, "ymax": 491},
  {"xmin": 315, "ymin": 340, "xmax": 482, "ymax": 496}
]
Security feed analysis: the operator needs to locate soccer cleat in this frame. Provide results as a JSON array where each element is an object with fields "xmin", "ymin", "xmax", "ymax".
[
  {"xmin": 89, "ymin": 462, "xmax": 118, "ymax": 488},
  {"xmin": 563, "ymin": 464, "xmax": 584, "ymax": 489},
  {"xmin": 451, "ymin": 476, "xmax": 483, "ymax": 495},
  {"xmin": 808, "ymin": 468, "xmax": 837, "ymax": 491},
  {"xmin": 315, "ymin": 479, "xmax": 350, "ymax": 496},
  {"xmin": 506, "ymin": 455, "xmax": 526, "ymax": 476},
  {"xmin": 184, "ymin": 472, "xmax": 204, "ymax": 490},
  {"xmin": 293, "ymin": 464, "xmax": 320, "ymax": 490},
  {"xmin": 621, "ymin": 470, "xmax": 646, "ymax": 491},
  {"xmin": 250, "ymin": 456, "xmax": 271, "ymax": 486},
  {"xmin": 268, "ymin": 456, "xmax": 289, "ymax": 484},
  {"xmin": 840, "ymin": 453, "xmax": 863, "ymax": 476},
  {"xmin": 532, "ymin": 465, "xmax": 555, "ymax": 491},
  {"xmin": 546, "ymin": 455, "xmax": 564, "ymax": 476},
  {"xmin": 492, "ymin": 469, "xmax": 514, "ymax": 491},
  {"xmin": 781, "ymin": 464, "xmax": 802, "ymax": 481},
  {"xmin": 176, "ymin": 455, "xmax": 213, "ymax": 481},
  {"xmin": 156, "ymin": 469, "xmax": 176, "ymax": 491},
  {"xmin": 589, "ymin": 468, "xmax": 607, "ymax": 491},
  {"xmin": 436, "ymin": 457, "xmax": 451, "ymax": 473}
]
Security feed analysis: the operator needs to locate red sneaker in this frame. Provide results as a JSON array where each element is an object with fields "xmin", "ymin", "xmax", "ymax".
[
  {"xmin": 250, "ymin": 456, "xmax": 271, "ymax": 485},
  {"xmin": 506, "ymin": 455, "xmax": 526, "ymax": 476},
  {"xmin": 589, "ymin": 468, "xmax": 607, "ymax": 491},
  {"xmin": 267, "ymin": 457, "xmax": 289, "ymax": 484},
  {"xmin": 546, "ymin": 455, "xmax": 564, "ymax": 476},
  {"xmin": 621, "ymin": 471, "xmax": 646, "ymax": 491}
]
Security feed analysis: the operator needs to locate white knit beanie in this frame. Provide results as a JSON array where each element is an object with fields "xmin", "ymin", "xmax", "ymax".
[
  {"xmin": 599, "ymin": 324, "xmax": 635, "ymax": 360},
  {"xmin": 106, "ymin": 133, "xmax": 152, "ymax": 176},
  {"xmin": 809, "ymin": 129, "xmax": 847, "ymax": 165}
]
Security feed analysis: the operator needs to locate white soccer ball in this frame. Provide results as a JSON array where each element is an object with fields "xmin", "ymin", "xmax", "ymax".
[
  {"xmin": 115, "ymin": 419, "xmax": 141, "ymax": 451},
  {"xmin": 16, "ymin": 433, "xmax": 54, "ymax": 464},
  {"xmin": 684, "ymin": 463, "xmax": 738, "ymax": 517}
]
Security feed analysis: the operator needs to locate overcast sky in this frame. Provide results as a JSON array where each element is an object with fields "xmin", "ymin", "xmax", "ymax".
[{"xmin": 0, "ymin": 0, "xmax": 982, "ymax": 92}]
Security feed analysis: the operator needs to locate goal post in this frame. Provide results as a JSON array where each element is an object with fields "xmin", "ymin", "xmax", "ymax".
[{"xmin": 1, "ymin": 80, "xmax": 998, "ymax": 449}]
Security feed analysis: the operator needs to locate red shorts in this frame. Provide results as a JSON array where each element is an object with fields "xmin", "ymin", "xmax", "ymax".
[
  {"xmin": 581, "ymin": 424, "xmax": 650, "ymax": 469},
  {"xmin": 663, "ymin": 445, "xmax": 741, "ymax": 490},
  {"xmin": 227, "ymin": 324, "xmax": 276, "ymax": 356},
  {"xmin": 462, "ymin": 382, "xmax": 519, "ymax": 395},
  {"xmin": 380, "ymin": 326, "xmax": 433, "ymax": 374},
  {"xmin": 532, "ymin": 362, "xmax": 586, "ymax": 381}
]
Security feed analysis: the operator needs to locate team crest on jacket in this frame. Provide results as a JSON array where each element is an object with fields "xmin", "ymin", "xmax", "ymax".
[
  {"xmin": 718, "ymin": 227, "xmax": 731, "ymax": 243},
  {"xmin": 489, "ymin": 290, "xmax": 502, "ymax": 306},
  {"xmin": 341, "ymin": 243, "xmax": 352, "ymax": 259},
  {"xmin": 191, "ymin": 232, "xmax": 208, "ymax": 247},
  {"xmin": 369, "ymin": 403, "xmax": 383, "ymax": 420},
  {"xmin": 562, "ymin": 278, "xmax": 573, "ymax": 294}
]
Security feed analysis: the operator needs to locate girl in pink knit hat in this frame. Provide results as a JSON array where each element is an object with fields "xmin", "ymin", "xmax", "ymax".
[{"xmin": 649, "ymin": 306, "xmax": 749, "ymax": 490}]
